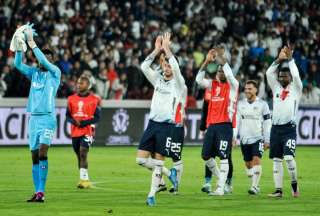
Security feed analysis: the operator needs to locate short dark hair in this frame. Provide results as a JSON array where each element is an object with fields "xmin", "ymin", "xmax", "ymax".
[
  {"xmin": 279, "ymin": 67, "xmax": 290, "ymax": 73},
  {"xmin": 43, "ymin": 49, "xmax": 54, "ymax": 56},
  {"xmin": 245, "ymin": 80, "xmax": 259, "ymax": 89},
  {"xmin": 79, "ymin": 75, "xmax": 90, "ymax": 84}
]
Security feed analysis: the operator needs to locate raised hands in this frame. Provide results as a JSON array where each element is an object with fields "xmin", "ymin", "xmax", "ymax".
[
  {"xmin": 215, "ymin": 46, "xmax": 227, "ymax": 65},
  {"xmin": 154, "ymin": 35, "xmax": 162, "ymax": 51},
  {"xmin": 205, "ymin": 49, "xmax": 216, "ymax": 64},
  {"xmin": 276, "ymin": 45, "xmax": 294, "ymax": 63}
]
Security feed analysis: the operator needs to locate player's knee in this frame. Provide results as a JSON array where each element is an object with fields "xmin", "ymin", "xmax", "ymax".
[
  {"xmin": 39, "ymin": 156, "xmax": 48, "ymax": 161},
  {"xmin": 284, "ymin": 155, "xmax": 294, "ymax": 161},
  {"xmin": 79, "ymin": 151, "xmax": 87, "ymax": 160},
  {"xmin": 252, "ymin": 156, "xmax": 261, "ymax": 165}
]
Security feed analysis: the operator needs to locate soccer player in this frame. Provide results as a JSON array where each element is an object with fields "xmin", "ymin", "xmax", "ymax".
[
  {"xmin": 199, "ymin": 71, "xmax": 236, "ymax": 194},
  {"xmin": 66, "ymin": 75, "xmax": 100, "ymax": 189},
  {"xmin": 135, "ymin": 33, "xmax": 185, "ymax": 206},
  {"xmin": 196, "ymin": 47, "xmax": 239, "ymax": 196},
  {"xmin": 266, "ymin": 46, "xmax": 302, "ymax": 198},
  {"xmin": 14, "ymin": 27, "xmax": 61, "ymax": 202},
  {"xmin": 167, "ymin": 84, "xmax": 187, "ymax": 194},
  {"xmin": 235, "ymin": 80, "xmax": 271, "ymax": 195}
]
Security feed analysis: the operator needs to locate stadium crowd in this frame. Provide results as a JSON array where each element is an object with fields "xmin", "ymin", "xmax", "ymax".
[{"xmin": 0, "ymin": 0, "xmax": 319, "ymax": 106}]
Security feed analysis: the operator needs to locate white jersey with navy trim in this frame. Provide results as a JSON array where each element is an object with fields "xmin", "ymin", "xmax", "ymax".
[
  {"xmin": 141, "ymin": 53, "xmax": 185, "ymax": 123},
  {"xmin": 236, "ymin": 97, "xmax": 272, "ymax": 144},
  {"xmin": 266, "ymin": 59, "xmax": 303, "ymax": 125}
]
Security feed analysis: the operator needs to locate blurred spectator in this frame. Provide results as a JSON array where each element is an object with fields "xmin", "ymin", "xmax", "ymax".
[{"xmin": 300, "ymin": 82, "xmax": 320, "ymax": 106}]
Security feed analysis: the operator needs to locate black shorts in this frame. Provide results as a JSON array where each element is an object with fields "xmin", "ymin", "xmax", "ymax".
[
  {"xmin": 202, "ymin": 123, "xmax": 232, "ymax": 159},
  {"xmin": 269, "ymin": 123, "xmax": 297, "ymax": 159},
  {"xmin": 72, "ymin": 135, "xmax": 93, "ymax": 153},
  {"xmin": 138, "ymin": 120, "xmax": 173, "ymax": 157},
  {"xmin": 240, "ymin": 140, "xmax": 264, "ymax": 162},
  {"xmin": 167, "ymin": 125, "xmax": 185, "ymax": 161}
]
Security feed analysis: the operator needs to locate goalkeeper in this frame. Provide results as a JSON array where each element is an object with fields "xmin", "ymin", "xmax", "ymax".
[{"xmin": 12, "ymin": 24, "xmax": 61, "ymax": 203}]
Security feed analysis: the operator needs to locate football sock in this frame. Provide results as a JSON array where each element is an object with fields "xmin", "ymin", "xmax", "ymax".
[
  {"xmin": 148, "ymin": 159, "xmax": 164, "ymax": 197},
  {"xmin": 162, "ymin": 166, "xmax": 171, "ymax": 177},
  {"xmin": 38, "ymin": 158, "xmax": 48, "ymax": 193},
  {"xmin": 252, "ymin": 165, "xmax": 262, "ymax": 188},
  {"xmin": 227, "ymin": 154, "xmax": 233, "ymax": 180},
  {"xmin": 205, "ymin": 165, "xmax": 212, "ymax": 184},
  {"xmin": 32, "ymin": 163, "xmax": 40, "ymax": 192},
  {"xmin": 226, "ymin": 177, "xmax": 232, "ymax": 186},
  {"xmin": 173, "ymin": 160, "xmax": 183, "ymax": 184},
  {"xmin": 284, "ymin": 155, "xmax": 298, "ymax": 191},
  {"xmin": 205, "ymin": 158, "xmax": 220, "ymax": 177},
  {"xmin": 80, "ymin": 168, "xmax": 89, "ymax": 180},
  {"xmin": 273, "ymin": 158, "xmax": 283, "ymax": 190},
  {"xmin": 246, "ymin": 168, "xmax": 253, "ymax": 178},
  {"xmin": 136, "ymin": 157, "xmax": 154, "ymax": 170},
  {"xmin": 217, "ymin": 159, "xmax": 229, "ymax": 191}
]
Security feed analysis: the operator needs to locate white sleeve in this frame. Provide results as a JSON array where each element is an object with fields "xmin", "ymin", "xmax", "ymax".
[
  {"xmin": 266, "ymin": 62, "xmax": 280, "ymax": 92},
  {"xmin": 233, "ymin": 109, "xmax": 240, "ymax": 140},
  {"xmin": 169, "ymin": 56, "xmax": 185, "ymax": 91},
  {"xmin": 223, "ymin": 63, "xmax": 239, "ymax": 90},
  {"xmin": 180, "ymin": 85, "xmax": 188, "ymax": 108},
  {"xmin": 262, "ymin": 102, "xmax": 271, "ymax": 143},
  {"xmin": 140, "ymin": 54, "xmax": 160, "ymax": 86},
  {"xmin": 288, "ymin": 59, "xmax": 303, "ymax": 94},
  {"xmin": 195, "ymin": 70, "xmax": 212, "ymax": 89}
]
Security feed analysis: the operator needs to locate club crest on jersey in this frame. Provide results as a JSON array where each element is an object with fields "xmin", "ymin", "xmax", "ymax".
[
  {"xmin": 280, "ymin": 90, "xmax": 289, "ymax": 100},
  {"xmin": 112, "ymin": 108, "xmax": 129, "ymax": 134}
]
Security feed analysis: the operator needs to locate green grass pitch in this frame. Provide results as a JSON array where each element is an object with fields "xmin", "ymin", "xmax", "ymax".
[{"xmin": 0, "ymin": 146, "xmax": 319, "ymax": 216}]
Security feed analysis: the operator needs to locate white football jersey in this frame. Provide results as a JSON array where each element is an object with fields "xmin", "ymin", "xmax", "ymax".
[
  {"xmin": 236, "ymin": 97, "xmax": 271, "ymax": 144},
  {"xmin": 266, "ymin": 59, "xmax": 303, "ymax": 125},
  {"xmin": 141, "ymin": 53, "xmax": 185, "ymax": 123}
]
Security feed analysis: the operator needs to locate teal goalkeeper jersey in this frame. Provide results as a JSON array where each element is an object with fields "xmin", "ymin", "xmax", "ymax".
[{"xmin": 14, "ymin": 48, "xmax": 61, "ymax": 115}]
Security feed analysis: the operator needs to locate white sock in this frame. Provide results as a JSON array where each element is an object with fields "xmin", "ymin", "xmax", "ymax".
[
  {"xmin": 284, "ymin": 155, "xmax": 298, "ymax": 183},
  {"xmin": 273, "ymin": 158, "xmax": 283, "ymax": 189},
  {"xmin": 252, "ymin": 165, "xmax": 262, "ymax": 188},
  {"xmin": 148, "ymin": 159, "xmax": 164, "ymax": 198},
  {"xmin": 246, "ymin": 168, "xmax": 253, "ymax": 178},
  {"xmin": 205, "ymin": 158, "xmax": 220, "ymax": 177},
  {"xmin": 217, "ymin": 159, "xmax": 229, "ymax": 192},
  {"xmin": 80, "ymin": 168, "xmax": 89, "ymax": 180},
  {"xmin": 136, "ymin": 157, "xmax": 154, "ymax": 170},
  {"xmin": 162, "ymin": 166, "xmax": 171, "ymax": 177},
  {"xmin": 173, "ymin": 160, "xmax": 183, "ymax": 185},
  {"xmin": 160, "ymin": 176, "xmax": 165, "ymax": 186}
]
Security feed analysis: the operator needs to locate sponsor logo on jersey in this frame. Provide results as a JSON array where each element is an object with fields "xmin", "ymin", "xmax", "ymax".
[{"xmin": 32, "ymin": 82, "xmax": 45, "ymax": 89}]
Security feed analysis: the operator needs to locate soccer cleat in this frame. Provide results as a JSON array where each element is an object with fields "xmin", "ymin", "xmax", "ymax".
[
  {"xmin": 208, "ymin": 187, "xmax": 224, "ymax": 196},
  {"xmin": 248, "ymin": 186, "xmax": 260, "ymax": 195},
  {"xmin": 224, "ymin": 184, "xmax": 233, "ymax": 194},
  {"xmin": 292, "ymin": 186, "xmax": 300, "ymax": 198},
  {"xmin": 35, "ymin": 192, "xmax": 45, "ymax": 203},
  {"xmin": 168, "ymin": 168, "xmax": 178, "ymax": 191},
  {"xmin": 169, "ymin": 186, "xmax": 178, "ymax": 194},
  {"xmin": 26, "ymin": 193, "xmax": 37, "ymax": 202},
  {"xmin": 156, "ymin": 184, "xmax": 167, "ymax": 193},
  {"xmin": 146, "ymin": 196, "xmax": 156, "ymax": 206},
  {"xmin": 77, "ymin": 180, "xmax": 92, "ymax": 189},
  {"xmin": 268, "ymin": 190, "xmax": 283, "ymax": 198},
  {"xmin": 201, "ymin": 183, "xmax": 212, "ymax": 193}
]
